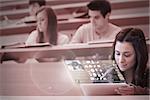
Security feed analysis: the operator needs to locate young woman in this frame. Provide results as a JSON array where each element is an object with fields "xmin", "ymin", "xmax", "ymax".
[
  {"xmin": 25, "ymin": 6, "xmax": 69, "ymax": 45},
  {"xmin": 112, "ymin": 28, "xmax": 149, "ymax": 95},
  {"xmin": 1, "ymin": 6, "xmax": 69, "ymax": 63}
]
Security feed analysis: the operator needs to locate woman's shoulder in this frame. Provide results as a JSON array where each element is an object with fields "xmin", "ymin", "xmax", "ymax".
[
  {"xmin": 25, "ymin": 30, "xmax": 39, "ymax": 45},
  {"xmin": 29, "ymin": 30, "xmax": 38, "ymax": 36},
  {"xmin": 58, "ymin": 33, "xmax": 69, "ymax": 40},
  {"xmin": 58, "ymin": 33, "xmax": 69, "ymax": 45}
]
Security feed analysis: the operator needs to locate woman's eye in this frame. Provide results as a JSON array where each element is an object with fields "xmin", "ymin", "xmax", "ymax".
[
  {"xmin": 124, "ymin": 54, "xmax": 131, "ymax": 57},
  {"xmin": 115, "ymin": 51, "xmax": 120, "ymax": 55}
]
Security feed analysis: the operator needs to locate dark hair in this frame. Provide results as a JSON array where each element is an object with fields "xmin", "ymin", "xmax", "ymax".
[
  {"xmin": 29, "ymin": 0, "xmax": 46, "ymax": 7},
  {"xmin": 36, "ymin": 6, "xmax": 58, "ymax": 45},
  {"xmin": 87, "ymin": 0, "xmax": 111, "ymax": 18},
  {"xmin": 112, "ymin": 28, "xmax": 148, "ymax": 87}
]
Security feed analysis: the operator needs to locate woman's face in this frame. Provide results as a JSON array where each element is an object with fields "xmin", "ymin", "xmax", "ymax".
[
  {"xmin": 114, "ymin": 41, "xmax": 136, "ymax": 72},
  {"xmin": 36, "ymin": 10, "xmax": 48, "ymax": 33}
]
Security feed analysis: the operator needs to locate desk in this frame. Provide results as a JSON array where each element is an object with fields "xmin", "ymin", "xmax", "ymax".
[
  {"xmin": 0, "ymin": 60, "xmax": 149, "ymax": 97},
  {"xmin": 0, "ymin": 18, "xmax": 89, "ymax": 36},
  {"xmin": 1, "ymin": 41, "xmax": 150, "ymax": 63},
  {"xmin": 0, "ymin": 96, "xmax": 149, "ymax": 100},
  {"xmin": 0, "ymin": 13, "xmax": 149, "ymax": 36},
  {"xmin": 0, "ymin": 43, "xmax": 149, "ymax": 97},
  {"xmin": 0, "ymin": 0, "xmax": 148, "ymax": 20},
  {"xmin": 0, "ymin": 43, "xmax": 113, "ymax": 61},
  {"xmin": 0, "ymin": 62, "xmax": 83, "ymax": 96}
]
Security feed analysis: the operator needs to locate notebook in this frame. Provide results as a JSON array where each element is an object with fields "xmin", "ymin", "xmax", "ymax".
[
  {"xmin": 80, "ymin": 83, "xmax": 127, "ymax": 95},
  {"xmin": 2, "ymin": 42, "xmax": 51, "ymax": 49}
]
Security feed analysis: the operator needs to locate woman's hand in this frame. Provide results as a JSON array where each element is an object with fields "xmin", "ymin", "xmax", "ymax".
[
  {"xmin": 115, "ymin": 84, "xmax": 148, "ymax": 95},
  {"xmin": 115, "ymin": 84, "xmax": 135, "ymax": 95}
]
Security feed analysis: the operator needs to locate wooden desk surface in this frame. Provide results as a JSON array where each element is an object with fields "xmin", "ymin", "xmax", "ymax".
[
  {"xmin": 0, "ymin": 43, "xmax": 113, "ymax": 60},
  {"xmin": 0, "ymin": 62, "xmax": 83, "ymax": 96},
  {"xmin": 0, "ymin": 96, "xmax": 149, "ymax": 100},
  {"xmin": 0, "ymin": 0, "xmax": 148, "ymax": 19},
  {"xmin": 1, "ymin": 41, "xmax": 149, "ymax": 61},
  {"xmin": 0, "ymin": 13, "xmax": 149, "ymax": 36},
  {"xmin": 0, "ymin": 62, "xmax": 149, "ymax": 97},
  {"xmin": 0, "ymin": 18, "xmax": 89, "ymax": 36}
]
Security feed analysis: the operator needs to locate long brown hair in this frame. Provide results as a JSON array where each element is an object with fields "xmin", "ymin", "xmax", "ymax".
[
  {"xmin": 36, "ymin": 6, "xmax": 58, "ymax": 45},
  {"xmin": 112, "ymin": 28, "xmax": 148, "ymax": 87}
]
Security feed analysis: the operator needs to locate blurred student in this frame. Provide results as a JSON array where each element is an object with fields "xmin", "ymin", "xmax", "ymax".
[
  {"xmin": 1, "ymin": 6, "xmax": 69, "ymax": 63},
  {"xmin": 70, "ymin": 0, "xmax": 121, "ymax": 43},
  {"xmin": 29, "ymin": 0, "xmax": 46, "ymax": 16},
  {"xmin": 18, "ymin": 0, "xmax": 46, "ymax": 24},
  {"xmin": 112, "ymin": 28, "xmax": 149, "ymax": 95},
  {"xmin": 25, "ymin": 6, "xmax": 69, "ymax": 45},
  {"xmin": 25, "ymin": 6, "xmax": 69, "ymax": 62}
]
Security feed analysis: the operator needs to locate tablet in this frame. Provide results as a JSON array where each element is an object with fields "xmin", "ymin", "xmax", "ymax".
[
  {"xmin": 64, "ymin": 59, "xmax": 125, "ymax": 84},
  {"xmin": 80, "ymin": 83, "xmax": 127, "ymax": 96}
]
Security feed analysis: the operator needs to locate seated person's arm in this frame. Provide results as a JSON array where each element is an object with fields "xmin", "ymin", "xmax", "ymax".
[
  {"xmin": 1, "ymin": 52, "xmax": 26, "ymax": 63},
  {"xmin": 70, "ymin": 26, "xmax": 84, "ymax": 43}
]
